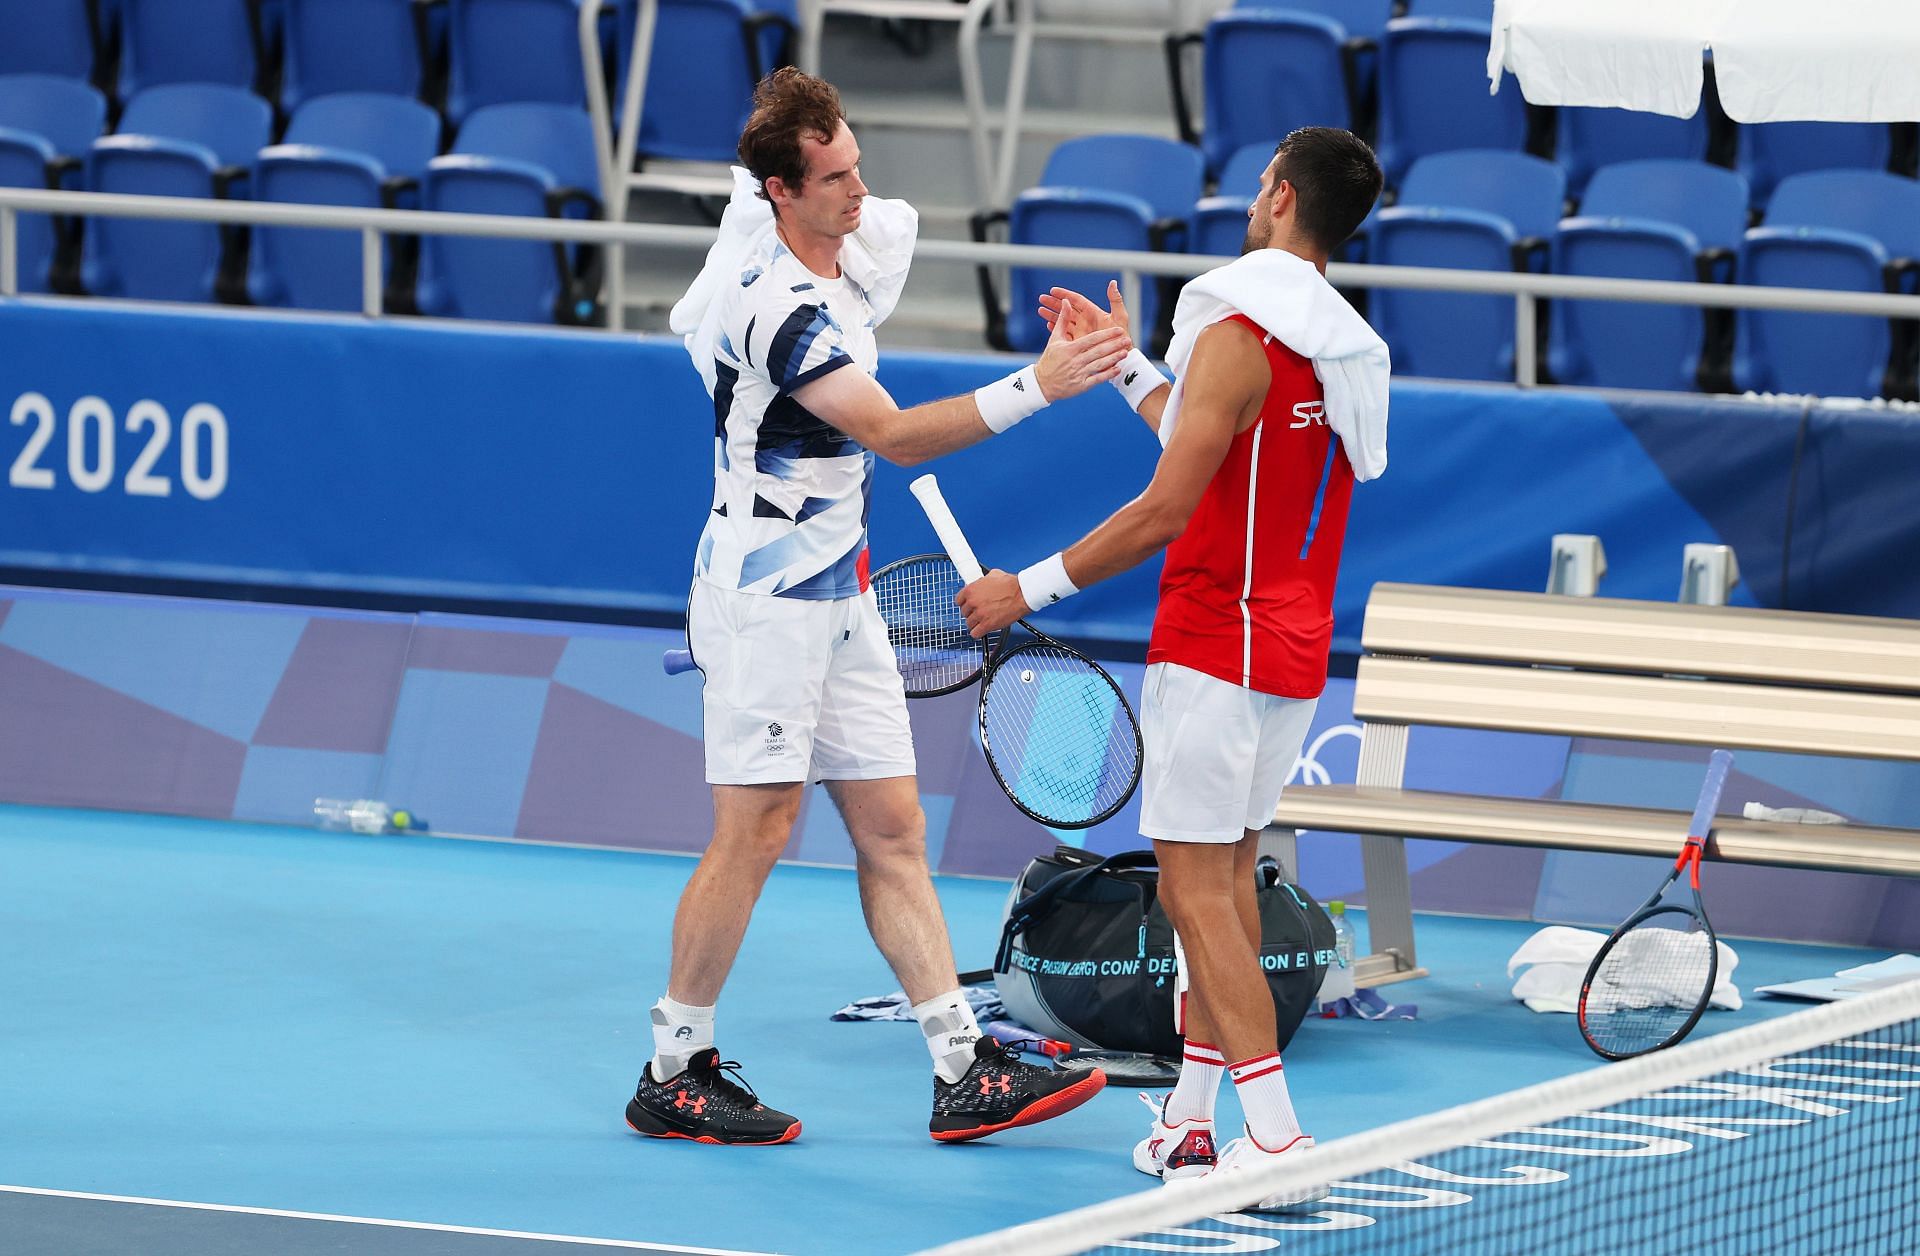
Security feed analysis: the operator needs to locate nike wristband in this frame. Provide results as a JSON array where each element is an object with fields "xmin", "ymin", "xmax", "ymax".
[
  {"xmin": 1017, "ymin": 552, "xmax": 1080, "ymax": 611},
  {"xmin": 974, "ymin": 365, "xmax": 1045, "ymax": 434},
  {"xmin": 1111, "ymin": 348, "xmax": 1163, "ymax": 412}
]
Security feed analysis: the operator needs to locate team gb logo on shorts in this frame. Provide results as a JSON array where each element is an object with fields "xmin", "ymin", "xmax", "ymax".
[{"xmin": 765, "ymin": 722, "xmax": 787, "ymax": 756}]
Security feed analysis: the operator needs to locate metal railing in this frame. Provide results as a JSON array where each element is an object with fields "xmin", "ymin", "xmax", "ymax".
[{"xmin": 10, "ymin": 185, "xmax": 1920, "ymax": 392}]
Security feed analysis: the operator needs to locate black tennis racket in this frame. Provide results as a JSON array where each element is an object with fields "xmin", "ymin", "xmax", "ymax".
[
  {"xmin": 1577, "ymin": 749, "xmax": 1733, "ymax": 1060},
  {"xmin": 908, "ymin": 473, "xmax": 1143, "ymax": 831}
]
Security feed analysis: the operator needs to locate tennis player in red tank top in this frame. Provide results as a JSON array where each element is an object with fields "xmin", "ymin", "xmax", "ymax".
[{"xmin": 958, "ymin": 128, "xmax": 1387, "ymax": 1206}]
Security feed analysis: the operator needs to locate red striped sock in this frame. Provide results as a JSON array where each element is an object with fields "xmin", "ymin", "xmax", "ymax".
[
  {"xmin": 1230, "ymin": 1052, "xmax": 1303, "ymax": 1149},
  {"xmin": 1163, "ymin": 1040, "xmax": 1226, "ymax": 1125}
]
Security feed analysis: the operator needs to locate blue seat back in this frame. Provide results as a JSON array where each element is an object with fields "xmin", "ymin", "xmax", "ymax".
[
  {"xmin": 83, "ymin": 137, "xmax": 226, "ymax": 300},
  {"xmin": 454, "ymin": 101, "xmax": 597, "ymax": 186},
  {"xmin": 1738, "ymin": 230, "xmax": 1890, "ymax": 398},
  {"xmin": 1739, "ymin": 122, "xmax": 1889, "ymax": 209},
  {"xmin": 249, "ymin": 146, "xmax": 389, "ymax": 310},
  {"xmin": 1039, "ymin": 134, "xmax": 1206, "ymax": 223},
  {"xmin": 624, "ymin": 0, "xmax": 763, "ymax": 164},
  {"xmin": 1005, "ymin": 190, "xmax": 1158, "ymax": 352},
  {"xmin": 119, "ymin": 0, "xmax": 259, "ymax": 99},
  {"xmin": 447, "ymin": 0, "xmax": 589, "ymax": 125},
  {"xmin": 1201, "ymin": 12, "xmax": 1350, "ymax": 178},
  {"xmin": 1398, "ymin": 149, "xmax": 1564, "ymax": 239},
  {"xmin": 1235, "ymin": 0, "xmax": 1392, "ymax": 42},
  {"xmin": 1551, "ymin": 221, "xmax": 1706, "ymax": 392},
  {"xmin": 283, "ymin": 0, "xmax": 424, "ymax": 115},
  {"xmin": 1191, "ymin": 142, "xmax": 1276, "ymax": 257},
  {"xmin": 0, "ymin": 0, "xmax": 96, "ymax": 79},
  {"xmin": 1766, "ymin": 170, "xmax": 1920, "ymax": 260},
  {"xmin": 0, "ymin": 132, "xmax": 61, "ymax": 291},
  {"xmin": 1403, "ymin": 0, "xmax": 1493, "ymax": 15},
  {"xmin": 1580, "ymin": 159, "xmax": 1749, "ymax": 253},
  {"xmin": 1369, "ymin": 206, "xmax": 1517, "ymax": 380},
  {"xmin": 118, "ymin": 83, "xmax": 273, "ymax": 168},
  {"xmin": 1214, "ymin": 141, "xmax": 1274, "ymax": 200},
  {"xmin": 1376, "ymin": 18, "xmax": 1526, "ymax": 187},
  {"xmin": 284, "ymin": 92, "xmax": 441, "ymax": 179},
  {"xmin": 0, "ymin": 73, "xmax": 108, "ymax": 158},
  {"xmin": 1557, "ymin": 107, "xmax": 1708, "ymax": 200}
]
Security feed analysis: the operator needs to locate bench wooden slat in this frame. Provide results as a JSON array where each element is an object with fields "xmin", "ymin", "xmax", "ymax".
[
  {"xmin": 1354, "ymin": 656, "xmax": 1920, "ymax": 761},
  {"xmin": 1272, "ymin": 785, "xmax": 1920, "ymax": 878},
  {"xmin": 1361, "ymin": 583, "xmax": 1920, "ymax": 694}
]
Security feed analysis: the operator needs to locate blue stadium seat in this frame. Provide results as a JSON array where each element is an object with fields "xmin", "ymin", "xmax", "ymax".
[
  {"xmin": 619, "ymin": 0, "xmax": 795, "ymax": 164},
  {"xmin": 1737, "ymin": 122, "xmax": 1891, "ymax": 210},
  {"xmin": 118, "ymin": 0, "xmax": 263, "ymax": 101},
  {"xmin": 80, "ymin": 83, "xmax": 272, "ymax": 301},
  {"xmin": 1367, "ymin": 151, "xmax": 1565, "ymax": 382},
  {"xmin": 983, "ymin": 135, "xmax": 1206, "ymax": 352},
  {"xmin": 1550, "ymin": 160, "xmax": 1750, "ymax": 392},
  {"xmin": 1402, "ymin": 0, "xmax": 1493, "ymax": 16},
  {"xmin": 0, "ymin": 74, "xmax": 106, "ymax": 292},
  {"xmin": 1190, "ymin": 11, "xmax": 1352, "ymax": 180},
  {"xmin": 248, "ymin": 94, "xmax": 442, "ymax": 311},
  {"xmin": 1375, "ymin": 18, "xmax": 1527, "ymax": 188},
  {"xmin": 0, "ymin": 0, "xmax": 98, "ymax": 81},
  {"xmin": 1191, "ymin": 141, "xmax": 1277, "ymax": 257},
  {"xmin": 1234, "ymin": 0, "xmax": 1393, "ymax": 43},
  {"xmin": 1735, "ymin": 170, "xmax": 1920, "ymax": 398},
  {"xmin": 282, "ymin": 0, "xmax": 431, "ymax": 116},
  {"xmin": 1557, "ymin": 107, "xmax": 1709, "ymax": 202},
  {"xmin": 446, "ymin": 0, "xmax": 597, "ymax": 126},
  {"xmin": 416, "ymin": 102, "xmax": 603, "ymax": 323}
]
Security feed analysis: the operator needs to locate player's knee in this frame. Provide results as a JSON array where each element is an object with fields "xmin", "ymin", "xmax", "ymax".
[{"xmin": 848, "ymin": 804, "xmax": 927, "ymax": 860}]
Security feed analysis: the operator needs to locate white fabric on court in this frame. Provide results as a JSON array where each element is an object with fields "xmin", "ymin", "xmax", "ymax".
[
  {"xmin": 687, "ymin": 579, "xmax": 914, "ymax": 785},
  {"xmin": 1139, "ymin": 661, "xmax": 1317, "ymax": 844},
  {"xmin": 1507, "ymin": 925, "xmax": 1743, "ymax": 1014},
  {"xmin": 1492, "ymin": 0, "xmax": 1920, "ymax": 124},
  {"xmin": 1159, "ymin": 249, "xmax": 1390, "ymax": 482}
]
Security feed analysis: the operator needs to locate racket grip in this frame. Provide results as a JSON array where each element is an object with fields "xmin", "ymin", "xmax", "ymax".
[
  {"xmin": 909, "ymin": 474, "xmax": 986, "ymax": 583},
  {"xmin": 661, "ymin": 649, "xmax": 697, "ymax": 676},
  {"xmin": 1689, "ymin": 749, "xmax": 1735, "ymax": 838}
]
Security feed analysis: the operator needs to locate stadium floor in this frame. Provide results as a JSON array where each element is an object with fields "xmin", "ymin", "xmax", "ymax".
[{"xmin": 0, "ymin": 804, "xmax": 1888, "ymax": 1255}]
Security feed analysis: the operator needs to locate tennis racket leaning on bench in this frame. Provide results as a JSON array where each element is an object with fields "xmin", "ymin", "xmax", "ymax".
[
  {"xmin": 906, "ymin": 473, "xmax": 1142, "ymax": 830},
  {"xmin": 1577, "ymin": 748, "xmax": 1734, "ymax": 1060}
]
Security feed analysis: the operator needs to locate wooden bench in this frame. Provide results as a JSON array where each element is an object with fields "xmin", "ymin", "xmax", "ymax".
[{"xmin": 1266, "ymin": 582, "xmax": 1920, "ymax": 988}]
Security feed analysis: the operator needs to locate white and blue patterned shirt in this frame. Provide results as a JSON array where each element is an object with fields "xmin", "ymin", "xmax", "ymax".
[{"xmin": 693, "ymin": 231, "xmax": 879, "ymax": 600}]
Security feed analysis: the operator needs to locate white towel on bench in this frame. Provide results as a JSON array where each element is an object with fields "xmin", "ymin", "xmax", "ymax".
[{"xmin": 1508, "ymin": 924, "xmax": 1742, "ymax": 1014}]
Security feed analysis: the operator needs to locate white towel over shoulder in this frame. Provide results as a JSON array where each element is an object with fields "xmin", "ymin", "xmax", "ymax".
[
  {"xmin": 668, "ymin": 166, "xmax": 918, "ymax": 395},
  {"xmin": 1159, "ymin": 249, "xmax": 1390, "ymax": 482}
]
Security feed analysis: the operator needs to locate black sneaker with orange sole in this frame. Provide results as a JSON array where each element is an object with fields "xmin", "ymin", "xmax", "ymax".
[
  {"xmin": 625, "ymin": 1048, "xmax": 801, "ymax": 1145},
  {"xmin": 929, "ymin": 1037, "xmax": 1107, "ymax": 1143}
]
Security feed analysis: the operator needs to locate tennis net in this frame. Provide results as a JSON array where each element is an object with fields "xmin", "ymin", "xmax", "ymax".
[{"xmin": 917, "ymin": 978, "xmax": 1920, "ymax": 1255}]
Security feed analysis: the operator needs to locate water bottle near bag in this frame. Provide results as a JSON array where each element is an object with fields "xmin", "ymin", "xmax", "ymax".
[{"xmin": 992, "ymin": 846, "xmax": 1335, "ymax": 1059}]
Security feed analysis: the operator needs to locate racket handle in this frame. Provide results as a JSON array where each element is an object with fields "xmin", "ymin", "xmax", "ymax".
[
  {"xmin": 1689, "ymin": 749, "xmax": 1735, "ymax": 840},
  {"xmin": 661, "ymin": 649, "xmax": 697, "ymax": 676},
  {"xmin": 909, "ymin": 474, "xmax": 986, "ymax": 583}
]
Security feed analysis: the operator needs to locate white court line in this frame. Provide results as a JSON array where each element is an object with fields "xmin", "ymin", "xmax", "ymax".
[{"xmin": 0, "ymin": 1185, "xmax": 782, "ymax": 1255}]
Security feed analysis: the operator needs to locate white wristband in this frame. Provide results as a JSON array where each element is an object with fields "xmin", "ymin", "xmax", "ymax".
[
  {"xmin": 1017, "ymin": 552, "xmax": 1080, "ymax": 611},
  {"xmin": 974, "ymin": 365, "xmax": 1045, "ymax": 434},
  {"xmin": 1110, "ymin": 348, "xmax": 1163, "ymax": 412}
]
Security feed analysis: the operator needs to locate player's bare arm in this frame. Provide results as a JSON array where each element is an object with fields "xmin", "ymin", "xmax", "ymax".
[
  {"xmin": 1038, "ymin": 281, "xmax": 1174, "ymax": 432},
  {"xmin": 794, "ymin": 303, "xmax": 1133, "ymax": 466},
  {"xmin": 956, "ymin": 320, "xmax": 1270, "ymax": 637}
]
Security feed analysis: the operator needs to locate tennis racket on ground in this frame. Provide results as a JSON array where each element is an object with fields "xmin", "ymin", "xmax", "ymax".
[
  {"xmin": 908, "ymin": 473, "xmax": 1143, "ymax": 831},
  {"xmin": 1577, "ymin": 749, "xmax": 1733, "ymax": 1060}
]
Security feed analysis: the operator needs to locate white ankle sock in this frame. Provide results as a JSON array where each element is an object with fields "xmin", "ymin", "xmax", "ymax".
[
  {"xmin": 1230, "ymin": 1052, "xmax": 1304, "ymax": 1149},
  {"xmin": 650, "ymin": 994, "xmax": 715, "ymax": 1081},
  {"xmin": 911, "ymin": 990, "xmax": 982, "ymax": 1084},
  {"xmin": 1163, "ymin": 1040, "xmax": 1225, "ymax": 1125}
]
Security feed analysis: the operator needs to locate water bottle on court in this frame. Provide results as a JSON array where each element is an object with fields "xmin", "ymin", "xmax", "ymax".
[
  {"xmin": 1317, "ymin": 901, "xmax": 1357, "ymax": 1006},
  {"xmin": 313, "ymin": 798, "xmax": 422, "ymax": 835}
]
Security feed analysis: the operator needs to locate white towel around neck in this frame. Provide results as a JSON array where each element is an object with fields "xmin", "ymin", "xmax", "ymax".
[
  {"xmin": 1159, "ymin": 249, "xmax": 1390, "ymax": 482},
  {"xmin": 668, "ymin": 166, "xmax": 918, "ymax": 396}
]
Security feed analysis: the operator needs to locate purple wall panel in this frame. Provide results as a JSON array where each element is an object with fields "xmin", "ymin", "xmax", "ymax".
[
  {"xmin": 253, "ymin": 617, "xmax": 413, "ymax": 753},
  {"xmin": 516, "ymin": 683, "xmax": 710, "ymax": 853},
  {"xmin": 404, "ymin": 624, "xmax": 567, "ymax": 678}
]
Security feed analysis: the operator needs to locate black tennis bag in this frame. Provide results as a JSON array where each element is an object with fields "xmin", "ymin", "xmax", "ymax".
[{"xmin": 993, "ymin": 846, "xmax": 1335, "ymax": 1057}]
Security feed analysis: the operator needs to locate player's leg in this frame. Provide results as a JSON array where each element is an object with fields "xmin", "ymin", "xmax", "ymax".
[{"xmin": 1161, "ymin": 832, "xmax": 1260, "ymax": 1136}]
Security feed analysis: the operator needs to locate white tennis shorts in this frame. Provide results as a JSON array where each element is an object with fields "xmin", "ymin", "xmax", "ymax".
[
  {"xmin": 688, "ymin": 578, "xmax": 916, "ymax": 786},
  {"xmin": 1138, "ymin": 661, "xmax": 1317, "ymax": 844}
]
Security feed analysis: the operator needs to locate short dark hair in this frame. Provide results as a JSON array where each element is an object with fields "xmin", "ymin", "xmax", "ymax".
[
  {"xmin": 737, "ymin": 67, "xmax": 845, "ymax": 205},
  {"xmin": 1271, "ymin": 127, "xmax": 1383, "ymax": 252}
]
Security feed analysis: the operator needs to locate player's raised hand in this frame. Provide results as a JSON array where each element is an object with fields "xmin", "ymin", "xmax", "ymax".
[
  {"xmin": 1035, "ymin": 293, "xmax": 1132, "ymax": 401},
  {"xmin": 1038, "ymin": 280, "xmax": 1130, "ymax": 342}
]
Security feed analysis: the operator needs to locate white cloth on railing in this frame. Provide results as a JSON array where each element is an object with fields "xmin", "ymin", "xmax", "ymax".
[
  {"xmin": 1158, "ymin": 248, "xmax": 1390, "ymax": 482},
  {"xmin": 668, "ymin": 165, "xmax": 918, "ymax": 396},
  {"xmin": 1507, "ymin": 924, "xmax": 1743, "ymax": 1014}
]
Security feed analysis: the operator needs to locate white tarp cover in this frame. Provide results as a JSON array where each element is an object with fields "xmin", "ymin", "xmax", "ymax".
[{"xmin": 1491, "ymin": 0, "xmax": 1920, "ymax": 123}]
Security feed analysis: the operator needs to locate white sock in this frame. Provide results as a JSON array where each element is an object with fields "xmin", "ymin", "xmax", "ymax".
[
  {"xmin": 911, "ymin": 989, "xmax": 983, "ymax": 1084},
  {"xmin": 1163, "ymin": 1039, "xmax": 1225, "ymax": 1126},
  {"xmin": 650, "ymin": 994, "xmax": 715, "ymax": 1081},
  {"xmin": 1230, "ymin": 1053, "xmax": 1304, "ymax": 1149}
]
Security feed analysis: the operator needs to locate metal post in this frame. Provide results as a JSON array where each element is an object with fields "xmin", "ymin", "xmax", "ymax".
[
  {"xmin": 609, "ymin": 0, "xmax": 661, "ymax": 332},
  {"xmin": 956, "ymin": 0, "xmax": 998, "ymax": 208},
  {"xmin": 994, "ymin": 0, "xmax": 1035, "ymax": 207},
  {"xmin": 361, "ymin": 227, "xmax": 382, "ymax": 317},
  {"xmin": 0, "ymin": 206, "xmax": 15, "ymax": 296},
  {"xmin": 1514, "ymin": 291, "xmax": 1538, "ymax": 387},
  {"xmin": 799, "ymin": 0, "xmax": 825, "ymax": 73},
  {"xmin": 1121, "ymin": 268, "xmax": 1143, "ymax": 330}
]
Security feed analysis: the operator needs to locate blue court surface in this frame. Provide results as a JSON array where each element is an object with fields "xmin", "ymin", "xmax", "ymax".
[{"xmin": 0, "ymin": 804, "xmax": 1893, "ymax": 1255}]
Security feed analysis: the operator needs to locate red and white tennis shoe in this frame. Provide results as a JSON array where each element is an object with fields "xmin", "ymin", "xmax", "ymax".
[
  {"xmin": 1206, "ymin": 1129, "xmax": 1329, "ymax": 1211},
  {"xmin": 1132, "ymin": 1092, "xmax": 1219, "ymax": 1183}
]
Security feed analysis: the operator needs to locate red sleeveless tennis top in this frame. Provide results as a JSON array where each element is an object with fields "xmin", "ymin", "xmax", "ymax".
[{"xmin": 1146, "ymin": 314, "xmax": 1355, "ymax": 699}]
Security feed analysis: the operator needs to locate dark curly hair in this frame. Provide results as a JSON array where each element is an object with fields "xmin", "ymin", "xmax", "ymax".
[
  {"xmin": 738, "ymin": 67, "xmax": 846, "ymax": 209},
  {"xmin": 1271, "ymin": 127, "xmax": 1383, "ymax": 252}
]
